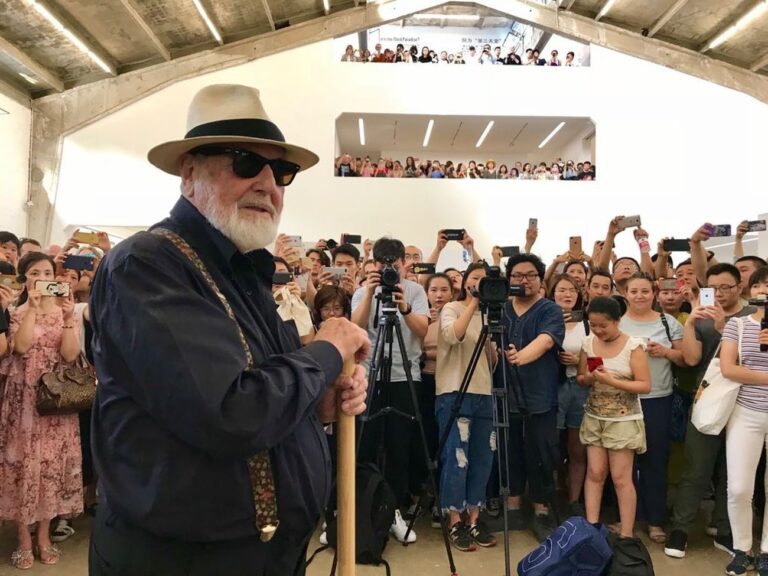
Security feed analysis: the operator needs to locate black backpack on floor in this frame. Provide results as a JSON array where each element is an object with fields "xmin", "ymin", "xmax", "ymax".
[
  {"xmin": 307, "ymin": 463, "xmax": 395, "ymax": 574},
  {"xmin": 604, "ymin": 535, "xmax": 655, "ymax": 576}
]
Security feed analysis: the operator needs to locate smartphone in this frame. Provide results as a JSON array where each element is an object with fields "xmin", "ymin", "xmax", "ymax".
[
  {"xmin": 64, "ymin": 255, "xmax": 95, "ymax": 271},
  {"xmin": 617, "ymin": 215, "xmax": 641, "ymax": 231},
  {"xmin": 324, "ymin": 266, "xmax": 348, "ymax": 279},
  {"xmin": 272, "ymin": 272, "xmax": 293, "ymax": 285},
  {"xmin": 73, "ymin": 231, "xmax": 100, "ymax": 245},
  {"xmin": 300, "ymin": 257, "xmax": 313, "ymax": 269},
  {"xmin": 528, "ymin": 218, "xmax": 538, "ymax": 230},
  {"xmin": 747, "ymin": 220, "xmax": 767, "ymax": 232},
  {"xmin": 586, "ymin": 357, "xmax": 604, "ymax": 372},
  {"xmin": 341, "ymin": 234, "xmax": 362, "ymax": 245},
  {"xmin": 443, "ymin": 229, "xmax": 465, "ymax": 241},
  {"xmin": 710, "ymin": 224, "xmax": 732, "ymax": 237},
  {"xmin": 35, "ymin": 280, "xmax": 70, "ymax": 298},
  {"xmin": 569, "ymin": 310, "xmax": 584, "ymax": 322},
  {"xmin": 501, "ymin": 246, "xmax": 521, "ymax": 258},
  {"xmin": 284, "ymin": 235, "xmax": 302, "ymax": 248},
  {"xmin": 659, "ymin": 278, "xmax": 678, "ymax": 291},
  {"xmin": 0, "ymin": 274, "xmax": 22, "ymax": 290},
  {"xmin": 700, "ymin": 287, "xmax": 715, "ymax": 307},
  {"xmin": 662, "ymin": 238, "xmax": 691, "ymax": 252},
  {"xmin": 412, "ymin": 263, "xmax": 436, "ymax": 275},
  {"xmin": 569, "ymin": 236, "xmax": 582, "ymax": 255}
]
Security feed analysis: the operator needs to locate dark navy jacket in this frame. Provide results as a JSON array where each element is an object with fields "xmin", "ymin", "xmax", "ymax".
[{"xmin": 89, "ymin": 197, "xmax": 341, "ymax": 542}]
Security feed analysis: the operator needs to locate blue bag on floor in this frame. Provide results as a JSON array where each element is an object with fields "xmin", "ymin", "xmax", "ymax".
[{"xmin": 517, "ymin": 516, "xmax": 613, "ymax": 576}]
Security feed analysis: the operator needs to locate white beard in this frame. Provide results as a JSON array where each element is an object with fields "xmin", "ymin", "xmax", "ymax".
[{"xmin": 200, "ymin": 192, "xmax": 280, "ymax": 253}]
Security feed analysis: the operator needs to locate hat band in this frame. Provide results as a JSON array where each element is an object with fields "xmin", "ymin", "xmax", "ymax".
[{"xmin": 185, "ymin": 119, "xmax": 286, "ymax": 143}]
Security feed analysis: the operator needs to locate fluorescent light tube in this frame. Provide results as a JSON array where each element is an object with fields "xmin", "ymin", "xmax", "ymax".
[
  {"xmin": 192, "ymin": 0, "xmax": 223, "ymax": 44},
  {"xmin": 358, "ymin": 118, "xmax": 365, "ymax": 146},
  {"xmin": 323, "ymin": 0, "xmax": 330, "ymax": 12},
  {"xmin": 475, "ymin": 121, "xmax": 495, "ymax": 148},
  {"xmin": 708, "ymin": 1, "xmax": 768, "ymax": 50},
  {"xmin": 411, "ymin": 14, "xmax": 482, "ymax": 21},
  {"xmin": 423, "ymin": 119, "xmax": 434, "ymax": 147},
  {"xmin": 538, "ymin": 121, "xmax": 566, "ymax": 149},
  {"xmin": 28, "ymin": 0, "xmax": 113, "ymax": 73},
  {"xmin": 596, "ymin": 0, "xmax": 617, "ymax": 20}
]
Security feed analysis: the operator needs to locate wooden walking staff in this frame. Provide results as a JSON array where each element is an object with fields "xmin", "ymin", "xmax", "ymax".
[{"xmin": 337, "ymin": 358, "xmax": 357, "ymax": 576}]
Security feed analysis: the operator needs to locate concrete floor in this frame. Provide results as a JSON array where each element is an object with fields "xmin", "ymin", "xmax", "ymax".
[{"xmin": 0, "ymin": 514, "xmax": 729, "ymax": 576}]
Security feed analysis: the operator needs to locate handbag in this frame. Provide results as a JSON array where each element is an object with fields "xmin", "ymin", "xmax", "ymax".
[
  {"xmin": 691, "ymin": 317, "xmax": 744, "ymax": 435},
  {"xmin": 36, "ymin": 354, "xmax": 96, "ymax": 415},
  {"xmin": 660, "ymin": 314, "xmax": 689, "ymax": 442}
]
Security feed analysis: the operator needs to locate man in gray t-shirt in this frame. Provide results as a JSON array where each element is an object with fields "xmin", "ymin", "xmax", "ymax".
[
  {"xmin": 667, "ymin": 263, "xmax": 753, "ymax": 558},
  {"xmin": 351, "ymin": 238, "xmax": 429, "ymax": 543}
]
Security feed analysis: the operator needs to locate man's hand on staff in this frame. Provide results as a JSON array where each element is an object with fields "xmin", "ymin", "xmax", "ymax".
[{"xmin": 314, "ymin": 317, "xmax": 371, "ymax": 418}]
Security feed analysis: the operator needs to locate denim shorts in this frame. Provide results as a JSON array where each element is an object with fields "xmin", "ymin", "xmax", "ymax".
[{"xmin": 557, "ymin": 376, "xmax": 589, "ymax": 430}]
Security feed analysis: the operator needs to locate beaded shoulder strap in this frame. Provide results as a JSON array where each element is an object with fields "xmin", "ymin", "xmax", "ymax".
[{"xmin": 151, "ymin": 227, "xmax": 278, "ymax": 542}]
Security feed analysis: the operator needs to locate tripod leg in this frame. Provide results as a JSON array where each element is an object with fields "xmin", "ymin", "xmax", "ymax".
[{"xmin": 392, "ymin": 321, "xmax": 458, "ymax": 576}]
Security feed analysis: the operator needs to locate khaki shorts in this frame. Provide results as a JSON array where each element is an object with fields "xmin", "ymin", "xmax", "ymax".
[{"xmin": 579, "ymin": 413, "xmax": 647, "ymax": 454}]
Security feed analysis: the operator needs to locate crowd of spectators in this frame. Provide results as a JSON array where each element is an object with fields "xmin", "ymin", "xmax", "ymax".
[
  {"xmin": 341, "ymin": 42, "xmax": 582, "ymax": 66},
  {"xmin": 335, "ymin": 154, "xmax": 596, "ymax": 180}
]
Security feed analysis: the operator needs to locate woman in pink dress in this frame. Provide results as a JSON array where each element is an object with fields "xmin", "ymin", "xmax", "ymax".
[{"xmin": 0, "ymin": 252, "xmax": 83, "ymax": 570}]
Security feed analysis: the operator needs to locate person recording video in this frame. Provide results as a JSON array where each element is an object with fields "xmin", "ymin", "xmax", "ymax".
[
  {"xmin": 351, "ymin": 237, "xmax": 429, "ymax": 543},
  {"xmin": 499, "ymin": 253, "xmax": 565, "ymax": 543},
  {"xmin": 436, "ymin": 263, "xmax": 498, "ymax": 551}
]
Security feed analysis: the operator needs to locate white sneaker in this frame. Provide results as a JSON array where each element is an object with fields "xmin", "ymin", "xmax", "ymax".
[
  {"xmin": 50, "ymin": 518, "xmax": 75, "ymax": 543},
  {"xmin": 390, "ymin": 509, "xmax": 417, "ymax": 543}
]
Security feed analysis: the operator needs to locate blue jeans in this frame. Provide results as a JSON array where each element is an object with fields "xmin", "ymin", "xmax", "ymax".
[{"xmin": 435, "ymin": 392, "xmax": 495, "ymax": 513}]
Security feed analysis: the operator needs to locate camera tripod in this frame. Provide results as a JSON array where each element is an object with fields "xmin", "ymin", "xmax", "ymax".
[
  {"xmin": 357, "ymin": 293, "xmax": 459, "ymax": 576},
  {"xmin": 431, "ymin": 300, "xmax": 526, "ymax": 576}
]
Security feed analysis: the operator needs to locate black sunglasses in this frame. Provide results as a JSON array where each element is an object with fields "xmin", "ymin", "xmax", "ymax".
[{"xmin": 192, "ymin": 147, "xmax": 301, "ymax": 186}]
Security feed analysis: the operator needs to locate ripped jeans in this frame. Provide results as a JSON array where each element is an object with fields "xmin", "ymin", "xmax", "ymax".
[{"xmin": 435, "ymin": 392, "xmax": 495, "ymax": 513}]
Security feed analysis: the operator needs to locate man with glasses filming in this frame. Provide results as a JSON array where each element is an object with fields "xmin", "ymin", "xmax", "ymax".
[{"xmin": 498, "ymin": 253, "xmax": 565, "ymax": 543}]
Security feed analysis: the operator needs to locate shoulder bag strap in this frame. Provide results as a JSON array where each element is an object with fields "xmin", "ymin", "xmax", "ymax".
[
  {"xmin": 151, "ymin": 227, "xmax": 279, "ymax": 542},
  {"xmin": 659, "ymin": 312, "xmax": 679, "ymax": 383}
]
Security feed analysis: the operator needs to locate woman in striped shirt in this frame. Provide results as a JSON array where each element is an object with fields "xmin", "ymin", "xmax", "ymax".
[{"xmin": 722, "ymin": 266, "xmax": 768, "ymax": 576}]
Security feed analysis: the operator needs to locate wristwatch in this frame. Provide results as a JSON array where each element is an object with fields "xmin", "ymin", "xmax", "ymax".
[{"xmin": 401, "ymin": 304, "xmax": 412, "ymax": 316}]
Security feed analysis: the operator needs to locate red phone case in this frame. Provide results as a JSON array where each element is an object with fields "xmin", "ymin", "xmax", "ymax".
[{"xmin": 587, "ymin": 357, "xmax": 604, "ymax": 372}]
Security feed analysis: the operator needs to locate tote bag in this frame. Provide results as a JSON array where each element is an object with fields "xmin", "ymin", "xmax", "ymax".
[{"xmin": 691, "ymin": 317, "xmax": 744, "ymax": 435}]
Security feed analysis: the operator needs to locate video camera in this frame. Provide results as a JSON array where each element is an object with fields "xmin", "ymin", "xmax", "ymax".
[{"xmin": 470, "ymin": 266, "xmax": 526, "ymax": 305}]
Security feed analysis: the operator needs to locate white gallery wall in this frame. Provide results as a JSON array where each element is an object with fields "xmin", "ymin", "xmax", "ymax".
[
  {"xmin": 0, "ymin": 93, "xmax": 31, "ymax": 235},
  {"xmin": 50, "ymin": 38, "xmax": 768, "ymax": 267}
]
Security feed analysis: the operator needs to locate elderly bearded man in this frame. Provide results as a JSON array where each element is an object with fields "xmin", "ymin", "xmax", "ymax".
[{"xmin": 88, "ymin": 84, "xmax": 370, "ymax": 576}]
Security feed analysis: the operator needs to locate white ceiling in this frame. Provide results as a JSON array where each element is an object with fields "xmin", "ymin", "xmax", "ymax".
[{"xmin": 336, "ymin": 113, "xmax": 594, "ymax": 156}]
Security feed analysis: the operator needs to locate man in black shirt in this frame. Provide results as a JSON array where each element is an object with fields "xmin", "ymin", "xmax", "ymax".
[{"xmin": 89, "ymin": 84, "xmax": 370, "ymax": 576}]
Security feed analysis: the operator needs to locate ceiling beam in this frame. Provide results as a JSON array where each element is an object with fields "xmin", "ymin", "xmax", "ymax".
[
  {"xmin": 562, "ymin": 0, "xmax": 578, "ymax": 9},
  {"xmin": 118, "ymin": 0, "xmax": 171, "ymax": 61},
  {"xmin": 699, "ymin": 0, "xmax": 764, "ymax": 53},
  {"xmin": 647, "ymin": 0, "xmax": 689, "ymax": 38},
  {"xmin": 594, "ymin": 0, "xmax": 614, "ymax": 21},
  {"xmin": 28, "ymin": 0, "xmax": 118, "ymax": 75},
  {"xmin": 0, "ymin": 74, "xmax": 31, "ymax": 108},
  {"xmin": 0, "ymin": 34, "xmax": 65, "ymax": 92},
  {"xmin": 751, "ymin": 50, "xmax": 768, "ymax": 71},
  {"xmin": 260, "ymin": 0, "xmax": 276, "ymax": 31}
]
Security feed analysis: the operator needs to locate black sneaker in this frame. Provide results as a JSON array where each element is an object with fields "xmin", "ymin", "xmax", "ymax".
[
  {"xmin": 431, "ymin": 507, "xmax": 442, "ymax": 529},
  {"xmin": 756, "ymin": 552, "xmax": 768, "ymax": 576},
  {"xmin": 507, "ymin": 508, "xmax": 527, "ymax": 531},
  {"xmin": 449, "ymin": 523, "xmax": 476, "ymax": 552},
  {"xmin": 715, "ymin": 533, "xmax": 735, "ymax": 556},
  {"xmin": 532, "ymin": 513, "xmax": 556, "ymax": 543},
  {"xmin": 567, "ymin": 501, "xmax": 586, "ymax": 518},
  {"xmin": 486, "ymin": 497, "xmax": 501, "ymax": 518},
  {"xmin": 726, "ymin": 551, "xmax": 754, "ymax": 575},
  {"xmin": 664, "ymin": 530, "xmax": 687, "ymax": 559},
  {"xmin": 469, "ymin": 522, "xmax": 497, "ymax": 548}
]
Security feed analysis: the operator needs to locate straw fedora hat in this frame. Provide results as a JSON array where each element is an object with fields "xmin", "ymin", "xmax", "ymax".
[{"xmin": 148, "ymin": 84, "xmax": 319, "ymax": 176}]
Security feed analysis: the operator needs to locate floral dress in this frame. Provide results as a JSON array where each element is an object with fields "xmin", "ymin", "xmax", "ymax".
[{"xmin": 0, "ymin": 305, "xmax": 83, "ymax": 524}]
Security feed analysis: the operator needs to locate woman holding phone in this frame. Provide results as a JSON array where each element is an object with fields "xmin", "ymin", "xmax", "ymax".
[
  {"xmin": 551, "ymin": 275, "xmax": 589, "ymax": 515},
  {"xmin": 0, "ymin": 252, "xmax": 83, "ymax": 569},
  {"xmin": 436, "ymin": 263, "xmax": 497, "ymax": 551},
  {"xmin": 620, "ymin": 273, "xmax": 685, "ymax": 543},
  {"xmin": 577, "ymin": 296, "xmax": 650, "ymax": 538}
]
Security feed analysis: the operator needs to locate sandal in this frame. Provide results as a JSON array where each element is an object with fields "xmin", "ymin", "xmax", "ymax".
[
  {"xmin": 35, "ymin": 544, "xmax": 61, "ymax": 565},
  {"xmin": 648, "ymin": 526, "xmax": 667, "ymax": 543},
  {"xmin": 10, "ymin": 549, "xmax": 33, "ymax": 570}
]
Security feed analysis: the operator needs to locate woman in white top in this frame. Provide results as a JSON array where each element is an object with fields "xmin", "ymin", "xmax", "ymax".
[
  {"xmin": 551, "ymin": 275, "xmax": 589, "ymax": 514},
  {"xmin": 577, "ymin": 296, "xmax": 650, "ymax": 538},
  {"xmin": 436, "ymin": 263, "xmax": 496, "ymax": 552},
  {"xmin": 721, "ymin": 266, "xmax": 768, "ymax": 575}
]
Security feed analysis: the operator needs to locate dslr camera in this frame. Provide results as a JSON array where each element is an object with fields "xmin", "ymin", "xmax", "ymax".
[{"xmin": 379, "ymin": 255, "xmax": 400, "ymax": 295}]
